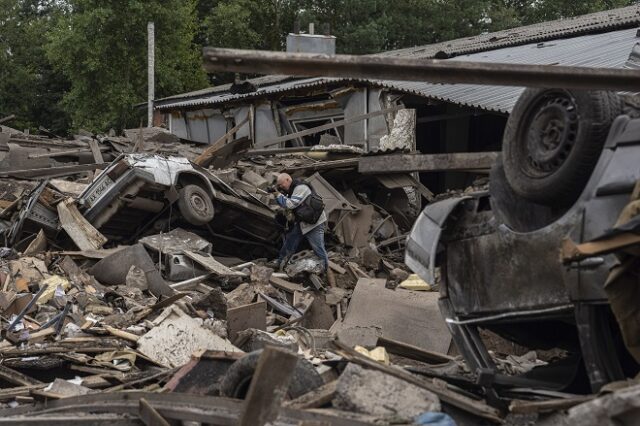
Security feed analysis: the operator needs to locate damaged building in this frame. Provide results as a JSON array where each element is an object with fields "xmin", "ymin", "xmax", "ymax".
[{"xmin": 154, "ymin": 6, "xmax": 640, "ymax": 194}]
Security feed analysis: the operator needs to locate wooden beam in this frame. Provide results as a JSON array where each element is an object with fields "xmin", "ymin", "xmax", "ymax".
[
  {"xmin": 333, "ymin": 340, "xmax": 502, "ymax": 423},
  {"xmin": 57, "ymin": 198, "xmax": 108, "ymax": 251},
  {"xmin": 283, "ymin": 158, "xmax": 359, "ymax": 173},
  {"xmin": 104, "ymin": 325, "xmax": 140, "ymax": 343},
  {"xmin": 0, "ymin": 364, "xmax": 43, "ymax": 387},
  {"xmin": 261, "ymin": 106, "xmax": 402, "ymax": 147},
  {"xmin": 203, "ymin": 47, "xmax": 640, "ymax": 92},
  {"xmin": 377, "ymin": 336, "xmax": 455, "ymax": 364},
  {"xmin": 269, "ymin": 276, "xmax": 306, "ymax": 294},
  {"xmin": 139, "ymin": 398, "xmax": 171, "ymax": 426},
  {"xmin": 284, "ymin": 380, "xmax": 337, "ymax": 410},
  {"xmin": 0, "ymin": 385, "xmax": 47, "ymax": 401},
  {"xmin": 358, "ymin": 152, "xmax": 500, "ymax": 174},
  {"xmin": 88, "ymin": 139, "xmax": 105, "ymax": 163},
  {"xmin": 561, "ymin": 232, "xmax": 640, "ymax": 263},
  {"xmin": 509, "ymin": 396, "xmax": 594, "ymax": 414},
  {"xmin": 0, "ymin": 114, "xmax": 16, "ymax": 124},
  {"xmin": 194, "ymin": 115, "xmax": 250, "ymax": 166},
  {"xmin": 245, "ymin": 146, "xmax": 313, "ymax": 156},
  {"xmin": 238, "ymin": 346, "xmax": 298, "ymax": 426},
  {"xmin": 0, "ymin": 162, "xmax": 109, "ymax": 179},
  {"xmin": 28, "ymin": 148, "xmax": 106, "ymax": 159}
]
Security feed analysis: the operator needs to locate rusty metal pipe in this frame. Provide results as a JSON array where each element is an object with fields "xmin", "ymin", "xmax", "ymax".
[{"xmin": 202, "ymin": 47, "xmax": 640, "ymax": 91}]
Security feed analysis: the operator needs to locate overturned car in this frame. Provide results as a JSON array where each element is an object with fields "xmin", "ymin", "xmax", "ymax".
[
  {"xmin": 6, "ymin": 153, "xmax": 278, "ymax": 252},
  {"xmin": 80, "ymin": 154, "xmax": 217, "ymax": 233},
  {"xmin": 407, "ymin": 88, "xmax": 640, "ymax": 394}
]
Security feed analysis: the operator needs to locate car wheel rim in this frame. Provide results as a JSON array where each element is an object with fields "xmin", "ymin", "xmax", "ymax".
[
  {"xmin": 520, "ymin": 93, "xmax": 579, "ymax": 179},
  {"xmin": 189, "ymin": 193, "xmax": 210, "ymax": 217}
]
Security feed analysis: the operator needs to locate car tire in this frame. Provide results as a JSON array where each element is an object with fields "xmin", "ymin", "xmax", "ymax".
[
  {"xmin": 219, "ymin": 349, "xmax": 323, "ymax": 399},
  {"xmin": 503, "ymin": 88, "xmax": 621, "ymax": 205},
  {"xmin": 177, "ymin": 184, "xmax": 215, "ymax": 225}
]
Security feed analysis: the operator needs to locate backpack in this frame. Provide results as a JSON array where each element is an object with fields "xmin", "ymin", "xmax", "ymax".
[{"xmin": 294, "ymin": 185, "xmax": 324, "ymax": 224}]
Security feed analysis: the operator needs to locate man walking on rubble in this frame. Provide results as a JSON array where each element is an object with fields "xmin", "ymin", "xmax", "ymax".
[{"xmin": 272, "ymin": 173, "xmax": 329, "ymax": 272}]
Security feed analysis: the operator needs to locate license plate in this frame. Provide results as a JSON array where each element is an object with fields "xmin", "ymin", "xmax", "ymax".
[{"xmin": 84, "ymin": 176, "xmax": 115, "ymax": 207}]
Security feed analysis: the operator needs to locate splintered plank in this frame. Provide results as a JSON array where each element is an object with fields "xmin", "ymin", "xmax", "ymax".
[
  {"xmin": 358, "ymin": 152, "xmax": 500, "ymax": 174},
  {"xmin": 509, "ymin": 396, "xmax": 594, "ymax": 414},
  {"xmin": 269, "ymin": 276, "xmax": 305, "ymax": 294},
  {"xmin": 561, "ymin": 233, "xmax": 640, "ymax": 262},
  {"xmin": 57, "ymin": 198, "xmax": 107, "ymax": 250},
  {"xmin": 59, "ymin": 255, "xmax": 107, "ymax": 293},
  {"xmin": 0, "ymin": 385, "xmax": 47, "ymax": 401},
  {"xmin": 23, "ymin": 229, "xmax": 47, "ymax": 255},
  {"xmin": 0, "ymin": 364, "xmax": 43, "ymax": 386},
  {"xmin": 87, "ymin": 139, "xmax": 105, "ymax": 164},
  {"xmin": 333, "ymin": 340, "xmax": 502, "ymax": 423},
  {"xmin": 377, "ymin": 336, "xmax": 455, "ymax": 364},
  {"xmin": 285, "ymin": 380, "xmax": 337, "ymax": 409},
  {"xmin": 238, "ymin": 346, "xmax": 299, "ymax": 426},
  {"xmin": 194, "ymin": 115, "xmax": 249, "ymax": 167},
  {"xmin": 183, "ymin": 251, "xmax": 246, "ymax": 277},
  {"xmin": 227, "ymin": 301, "xmax": 267, "ymax": 342},
  {"xmin": 139, "ymin": 398, "xmax": 171, "ymax": 426}
]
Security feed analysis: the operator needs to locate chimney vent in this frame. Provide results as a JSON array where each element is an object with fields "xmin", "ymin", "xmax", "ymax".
[{"xmin": 287, "ymin": 22, "xmax": 336, "ymax": 55}]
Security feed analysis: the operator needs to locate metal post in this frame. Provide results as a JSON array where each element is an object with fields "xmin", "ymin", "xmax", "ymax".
[{"xmin": 147, "ymin": 22, "xmax": 155, "ymax": 128}]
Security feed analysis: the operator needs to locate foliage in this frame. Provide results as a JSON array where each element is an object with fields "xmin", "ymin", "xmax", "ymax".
[
  {"xmin": 201, "ymin": 0, "xmax": 302, "ymax": 51},
  {"xmin": 0, "ymin": 0, "xmax": 70, "ymax": 133},
  {"xmin": 505, "ymin": 0, "xmax": 635, "ymax": 25},
  {"xmin": 1, "ymin": 0, "xmax": 637, "ymax": 134},
  {"xmin": 46, "ymin": 0, "xmax": 208, "ymax": 132}
]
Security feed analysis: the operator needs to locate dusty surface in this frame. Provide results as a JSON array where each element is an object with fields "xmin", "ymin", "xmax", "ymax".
[
  {"xmin": 334, "ymin": 363, "xmax": 440, "ymax": 421},
  {"xmin": 335, "ymin": 278, "xmax": 451, "ymax": 353}
]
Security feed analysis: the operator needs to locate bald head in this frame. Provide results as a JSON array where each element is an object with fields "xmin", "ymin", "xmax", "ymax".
[{"xmin": 276, "ymin": 173, "xmax": 293, "ymax": 192}]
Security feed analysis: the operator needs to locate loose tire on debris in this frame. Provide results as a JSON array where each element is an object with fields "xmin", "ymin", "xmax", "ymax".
[
  {"xmin": 177, "ymin": 184, "xmax": 215, "ymax": 225},
  {"xmin": 503, "ymin": 88, "xmax": 621, "ymax": 205},
  {"xmin": 219, "ymin": 349, "xmax": 323, "ymax": 399}
]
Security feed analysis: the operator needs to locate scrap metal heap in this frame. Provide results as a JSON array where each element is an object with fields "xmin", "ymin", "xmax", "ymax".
[{"xmin": 0, "ymin": 124, "xmax": 633, "ymax": 425}]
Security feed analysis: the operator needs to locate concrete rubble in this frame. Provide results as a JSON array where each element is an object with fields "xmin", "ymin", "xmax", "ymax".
[
  {"xmin": 0, "ymin": 120, "xmax": 637, "ymax": 426},
  {"xmin": 0, "ymin": 124, "xmax": 460, "ymax": 425},
  {"xmin": 334, "ymin": 363, "xmax": 440, "ymax": 421}
]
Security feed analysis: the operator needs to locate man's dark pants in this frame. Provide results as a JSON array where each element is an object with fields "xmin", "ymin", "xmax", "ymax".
[{"xmin": 278, "ymin": 222, "xmax": 329, "ymax": 271}]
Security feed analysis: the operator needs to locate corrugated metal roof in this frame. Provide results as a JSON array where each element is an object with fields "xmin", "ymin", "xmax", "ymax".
[
  {"xmin": 375, "ymin": 5, "xmax": 640, "ymax": 59},
  {"xmin": 158, "ymin": 27, "xmax": 640, "ymax": 113},
  {"xmin": 365, "ymin": 27, "xmax": 640, "ymax": 113},
  {"xmin": 155, "ymin": 5, "xmax": 640, "ymax": 109},
  {"xmin": 157, "ymin": 77, "xmax": 331, "ymax": 110},
  {"xmin": 156, "ymin": 6, "xmax": 640, "ymax": 112},
  {"xmin": 155, "ymin": 75, "xmax": 294, "ymax": 104}
]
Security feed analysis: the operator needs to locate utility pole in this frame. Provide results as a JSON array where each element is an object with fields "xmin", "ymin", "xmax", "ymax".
[{"xmin": 147, "ymin": 21, "xmax": 155, "ymax": 128}]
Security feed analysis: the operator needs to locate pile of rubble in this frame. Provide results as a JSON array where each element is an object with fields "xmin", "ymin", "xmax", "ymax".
[{"xmin": 0, "ymin": 125, "xmax": 635, "ymax": 425}]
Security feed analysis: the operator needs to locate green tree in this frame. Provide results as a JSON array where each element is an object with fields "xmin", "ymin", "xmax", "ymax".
[
  {"xmin": 47, "ymin": 0, "xmax": 208, "ymax": 132},
  {"xmin": 298, "ymin": 0, "xmax": 520, "ymax": 54},
  {"xmin": 505, "ymin": 0, "xmax": 636, "ymax": 25},
  {"xmin": 3, "ymin": 0, "xmax": 637, "ymax": 135},
  {"xmin": 201, "ymin": 0, "xmax": 302, "ymax": 51},
  {"xmin": 300, "ymin": 0, "xmax": 391, "ymax": 53},
  {"xmin": 202, "ymin": 0, "xmax": 261, "ymax": 49},
  {"xmin": 0, "ymin": 0, "xmax": 70, "ymax": 134}
]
